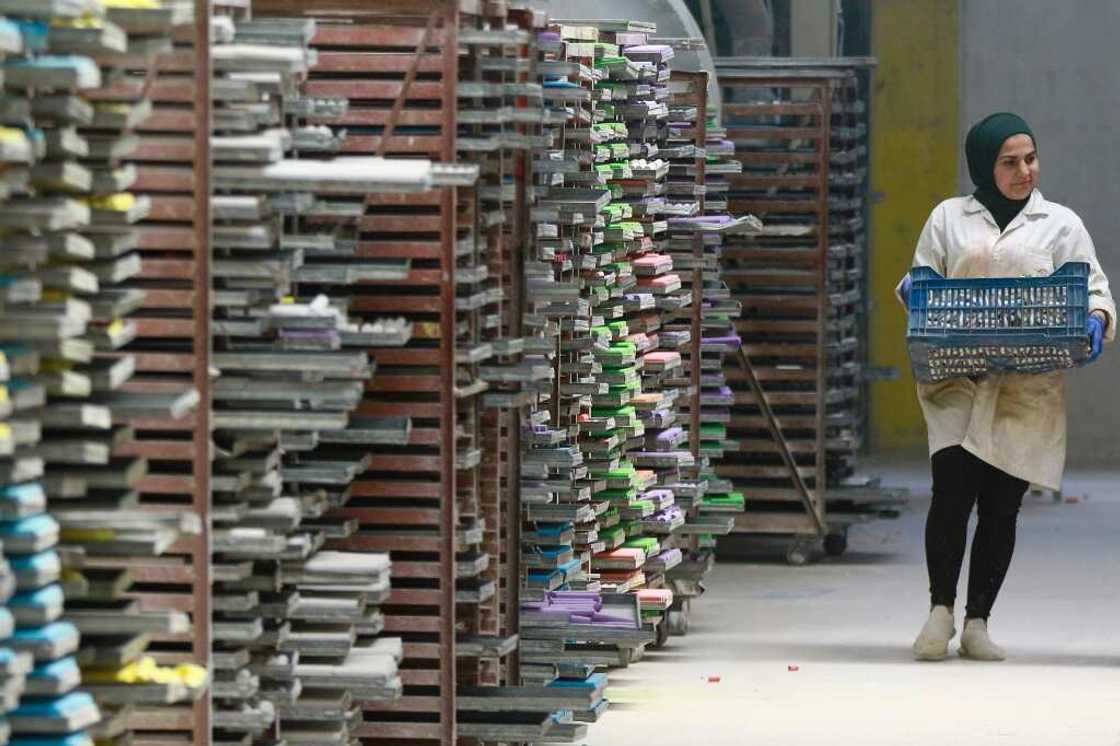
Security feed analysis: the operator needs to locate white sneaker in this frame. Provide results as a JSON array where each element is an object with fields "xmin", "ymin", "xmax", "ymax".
[
  {"xmin": 959, "ymin": 618, "xmax": 1006, "ymax": 661},
  {"xmin": 912, "ymin": 605, "xmax": 956, "ymax": 661}
]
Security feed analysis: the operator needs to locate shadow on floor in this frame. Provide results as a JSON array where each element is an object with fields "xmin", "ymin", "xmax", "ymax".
[
  {"xmin": 714, "ymin": 549, "xmax": 910, "ymax": 567},
  {"xmin": 601, "ymin": 702, "xmax": 646, "ymax": 712},
  {"xmin": 597, "ymin": 675, "xmax": 643, "ymax": 687},
  {"xmin": 638, "ymin": 650, "xmax": 694, "ymax": 661},
  {"xmin": 827, "ymin": 550, "xmax": 914, "ymax": 566},
  {"xmin": 721, "ymin": 640, "xmax": 1120, "ymax": 668}
]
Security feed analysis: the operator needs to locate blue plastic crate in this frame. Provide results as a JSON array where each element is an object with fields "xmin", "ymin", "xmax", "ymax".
[{"xmin": 906, "ymin": 261, "xmax": 1090, "ymax": 382}]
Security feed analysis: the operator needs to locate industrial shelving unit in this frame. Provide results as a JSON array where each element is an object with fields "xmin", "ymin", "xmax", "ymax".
[
  {"xmin": 715, "ymin": 58, "xmax": 901, "ymax": 563},
  {"xmin": 247, "ymin": 0, "xmax": 507, "ymax": 742},
  {"xmin": 285, "ymin": 4, "xmax": 460, "ymax": 743},
  {"xmin": 203, "ymin": 7, "xmax": 418, "ymax": 746},
  {"xmin": 715, "ymin": 66, "xmax": 835, "ymax": 560}
]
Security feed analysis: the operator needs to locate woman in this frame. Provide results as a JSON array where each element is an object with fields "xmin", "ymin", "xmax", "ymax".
[{"xmin": 898, "ymin": 112, "xmax": 1115, "ymax": 662}]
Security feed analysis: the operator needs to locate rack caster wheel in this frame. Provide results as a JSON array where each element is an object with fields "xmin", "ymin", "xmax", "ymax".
[
  {"xmin": 824, "ymin": 531, "xmax": 848, "ymax": 557},
  {"xmin": 667, "ymin": 599, "xmax": 690, "ymax": 636},
  {"xmin": 785, "ymin": 537, "xmax": 816, "ymax": 566},
  {"xmin": 654, "ymin": 620, "xmax": 670, "ymax": 648}
]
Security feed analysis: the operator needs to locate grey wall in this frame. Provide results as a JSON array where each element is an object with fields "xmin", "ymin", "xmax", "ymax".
[{"xmin": 960, "ymin": 0, "xmax": 1120, "ymax": 466}]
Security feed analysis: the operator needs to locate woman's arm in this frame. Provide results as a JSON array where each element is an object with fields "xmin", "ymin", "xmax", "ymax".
[
  {"xmin": 1056, "ymin": 218, "xmax": 1116, "ymax": 341},
  {"xmin": 895, "ymin": 203, "xmax": 949, "ymax": 306}
]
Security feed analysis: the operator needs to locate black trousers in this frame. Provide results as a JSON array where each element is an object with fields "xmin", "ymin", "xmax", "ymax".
[{"xmin": 926, "ymin": 446, "xmax": 1028, "ymax": 620}]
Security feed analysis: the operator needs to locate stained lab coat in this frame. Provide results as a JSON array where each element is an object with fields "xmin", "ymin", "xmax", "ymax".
[{"xmin": 898, "ymin": 189, "xmax": 1115, "ymax": 489}]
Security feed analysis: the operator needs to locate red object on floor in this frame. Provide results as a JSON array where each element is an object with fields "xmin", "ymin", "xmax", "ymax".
[{"xmin": 788, "ymin": 665, "xmax": 800, "ymax": 672}]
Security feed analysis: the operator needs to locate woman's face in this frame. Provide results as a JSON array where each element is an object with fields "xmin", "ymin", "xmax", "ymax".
[{"xmin": 993, "ymin": 133, "xmax": 1039, "ymax": 200}]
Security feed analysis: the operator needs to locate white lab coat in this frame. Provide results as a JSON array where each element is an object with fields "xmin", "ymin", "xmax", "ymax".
[{"xmin": 898, "ymin": 189, "xmax": 1116, "ymax": 489}]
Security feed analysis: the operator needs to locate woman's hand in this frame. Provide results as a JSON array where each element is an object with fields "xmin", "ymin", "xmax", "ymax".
[
  {"xmin": 898, "ymin": 275, "xmax": 913, "ymax": 308},
  {"xmin": 1086, "ymin": 312, "xmax": 1106, "ymax": 363}
]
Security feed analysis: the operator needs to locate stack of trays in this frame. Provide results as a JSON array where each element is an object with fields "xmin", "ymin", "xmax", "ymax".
[
  {"xmin": 519, "ymin": 589, "xmax": 645, "ymax": 740},
  {"xmin": 445, "ymin": 5, "xmax": 559, "ymax": 738},
  {"xmin": 70, "ymin": 5, "xmax": 211, "ymax": 736},
  {"xmin": 524, "ymin": 20, "xmax": 729, "ymax": 728},
  {"xmin": 67, "ymin": 3, "xmax": 213, "ymax": 742},
  {"xmin": 666, "ymin": 231, "xmax": 757, "ymax": 531},
  {"xmin": 0, "ymin": 9, "xmax": 46, "ymax": 742},
  {"xmin": 824, "ymin": 73, "xmax": 870, "ymax": 487},
  {"xmin": 521, "ymin": 21, "xmax": 604, "ymax": 608},
  {"xmin": 456, "ymin": 15, "xmax": 636, "ymax": 742},
  {"xmin": 581, "ymin": 23, "xmax": 688, "ymax": 642},
  {"xmin": 817, "ymin": 68, "xmax": 905, "ymax": 526},
  {"xmin": 207, "ymin": 16, "xmax": 312, "ymax": 740},
  {"xmin": 1, "ymin": 2, "xmax": 208, "ymax": 745},
  {"xmin": 517, "ymin": 19, "xmax": 631, "ymax": 733},
  {"xmin": 664, "ymin": 102, "xmax": 746, "ymax": 466},
  {"xmin": 453, "ymin": 8, "xmax": 530, "ymax": 700},
  {"xmin": 268, "ymin": 7, "xmax": 481, "ymax": 740},
  {"xmin": 208, "ymin": 14, "xmax": 408, "ymax": 745}
]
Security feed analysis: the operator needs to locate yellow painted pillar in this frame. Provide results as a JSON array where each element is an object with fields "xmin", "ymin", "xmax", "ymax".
[{"xmin": 869, "ymin": 0, "xmax": 959, "ymax": 452}]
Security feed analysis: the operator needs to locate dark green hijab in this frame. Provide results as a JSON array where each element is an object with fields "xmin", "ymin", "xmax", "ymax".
[{"xmin": 965, "ymin": 112, "xmax": 1035, "ymax": 231}]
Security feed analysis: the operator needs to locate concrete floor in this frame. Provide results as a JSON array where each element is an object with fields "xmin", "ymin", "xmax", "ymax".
[{"xmin": 584, "ymin": 462, "xmax": 1120, "ymax": 746}]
